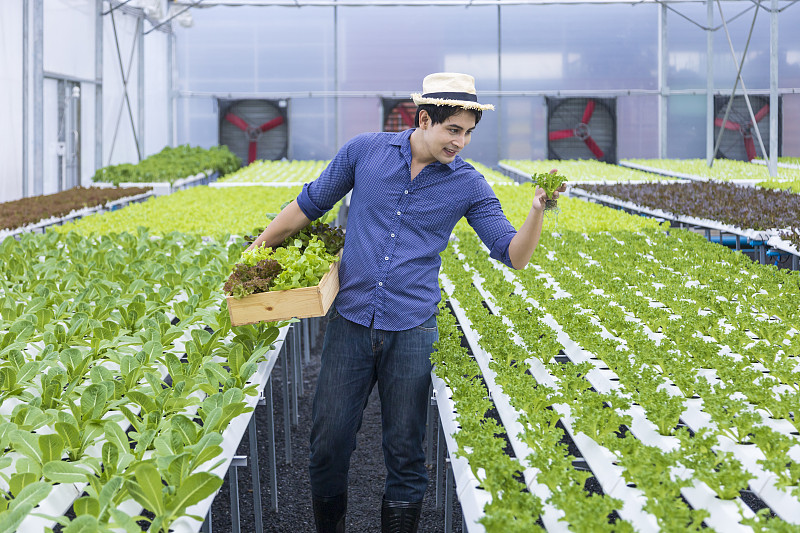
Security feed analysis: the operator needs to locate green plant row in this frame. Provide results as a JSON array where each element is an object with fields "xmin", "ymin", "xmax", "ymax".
[
  {"xmin": 440, "ymin": 251, "xmax": 644, "ymax": 531},
  {"xmin": 52, "ymin": 186, "xmax": 332, "ymax": 240},
  {"xmin": 92, "ymin": 145, "xmax": 241, "ymax": 185},
  {"xmin": 500, "ymin": 159, "xmax": 673, "ymax": 182},
  {"xmin": 578, "ymin": 181, "xmax": 800, "ymax": 234},
  {"xmin": 0, "ymin": 229, "xmax": 283, "ymax": 532},
  {"xmin": 432, "ymin": 301, "xmax": 546, "ymax": 532},
  {"xmin": 464, "ymin": 160, "xmax": 515, "ymax": 185},
  {"xmin": 446, "ymin": 226, "xmax": 799, "ymax": 530},
  {"xmin": 218, "ymin": 160, "xmax": 328, "ymax": 184},
  {"xmin": 624, "ymin": 158, "xmax": 800, "ymax": 182},
  {"xmin": 0, "ymin": 187, "xmax": 151, "ymax": 233}
]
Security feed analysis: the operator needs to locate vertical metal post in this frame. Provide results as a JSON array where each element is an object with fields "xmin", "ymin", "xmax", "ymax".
[
  {"xmin": 281, "ymin": 342, "xmax": 292, "ymax": 465},
  {"xmin": 265, "ymin": 379, "xmax": 278, "ymax": 511},
  {"xmin": 706, "ymin": 0, "xmax": 715, "ymax": 164},
  {"xmin": 426, "ymin": 383, "xmax": 435, "ymax": 466},
  {"xmin": 792, "ymin": 254, "xmax": 798, "ymax": 271},
  {"xmin": 137, "ymin": 13, "xmax": 145, "ymax": 158},
  {"xmin": 23, "ymin": 0, "xmax": 29, "ymax": 198},
  {"xmin": 658, "ymin": 2, "xmax": 668, "ymax": 158},
  {"xmin": 96, "ymin": 0, "xmax": 103, "ymax": 175},
  {"xmin": 333, "ymin": 6, "xmax": 339, "ymax": 151},
  {"xmin": 33, "ymin": 0, "xmax": 44, "ymax": 196},
  {"xmin": 736, "ymin": 234, "xmax": 741, "ymax": 250},
  {"xmin": 769, "ymin": 0, "xmax": 778, "ymax": 176},
  {"xmin": 229, "ymin": 464, "xmax": 241, "ymax": 533},
  {"xmin": 248, "ymin": 415, "xmax": 264, "ymax": 533},
  {"xmin": 496, "ymin": 4, "xmax": 502, "ymax": 162},
  {"xmin": 201, "ymin": 510, "xmax": 212, "ymax": 533},
  {"xmin": 295, "ymin": 323, "xmax": 304, "ymax": 398},
  {"xmin": 435, "ymin": 420, "xmax": 445, "ymax": 510},
  {"xmin": 303, "ymin": 319, "xmax": 311, "ymax": 364},
  {"xmin": 444, "ymin": 459, "xmax": 454, "ymax": 533},
  {"xmin": 167, "ymin": 28, "xmax": 175, "ymax": 147},
  {"xmin": 292, "ymin": 326, "xmax": 300, "ymax": 422}
]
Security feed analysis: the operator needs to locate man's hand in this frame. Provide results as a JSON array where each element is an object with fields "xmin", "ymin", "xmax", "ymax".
[{"xmin": 532, "ymin": 182, "xmax": 568, "ymax": 212}]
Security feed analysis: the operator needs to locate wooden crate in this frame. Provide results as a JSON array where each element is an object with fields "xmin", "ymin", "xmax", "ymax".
[{"xmin": 226, "ymin": 255, "xmax": 341, "ymax": 326}]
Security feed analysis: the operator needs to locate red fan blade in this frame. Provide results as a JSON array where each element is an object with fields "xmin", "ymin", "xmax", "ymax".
[
  {"xmin": 584, "ymin": 136, "xmax": 605, "ymax": 159},
  {"xmin": 549, "ymin": 129, "xmax": 575, "ymax": 141},
  {"xmin": 744, "ymin": 136, "xmax": 757, "ymax": 161},
  {"xmin": 581, "ymin": 100, "xmax": 596, "ymax": 124},
  {"xmin": 715, "ymin": 117, "xmax": 741, "ymax": 131},
  {"xmin": 248, "ymin": 141, "xmax": 258, "ymax": 164},
  {"xmin": 258, "ymin": 116, "xmax": 285, "ymax": 133},
  {"xmin": 398, "ymin": 106, "xmax": 416, "ymax": 128},
  {"xmin": 753, "ymin": 104, "xmax": 770, "ymax": 123},
  {"xmin": 225, "ymin": 113, "xmax": 250, "ymax": 132}
]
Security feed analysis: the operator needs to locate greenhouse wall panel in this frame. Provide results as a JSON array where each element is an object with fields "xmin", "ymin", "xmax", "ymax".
[
  {"xmin": 43, "ymin": 0, "xmax": 94, "ymax": 81},
  {"xmin": 665, "ymin": 2, "xmax": 708, "ymax": 91},
  {"xmin": 667, "ymin": 94, "xmax": 706, "ymax": 158},
  {"xmin": 779, "ymin": 10, "xmax": 800, "ymax": 87},
  {"xmin": 336, "ymin": 6, "xmax": 498, "ymax": 92},
  {"xmin": 177, "ymin": 96, "xmax": 218, "ymax": 150},
  {"xmin": 499, "ymin": 4, "xmax": 659, "ymax": 91},
  {"xmin": 176, "ymin": 6, "xmax": 334, "ymax": 94},
  {"xmin": 618, "ymin": 95, "xmax": 660, "ymax": 159},
  {"xmin": 102, "ymin": 10, "xmax": 141, "ymax": 167},
  {"xmin": 80, "ymin": 82, "xmax": 95, "ymax": 187},
  {"xmin": 286, "ymin": 97, "xmax": 337, "ymax": 160},
  {"xmin": 144, "ymin": 32, "xmax": 169, "ymax": 157},
  {"xmin": 42, "ymin": 78, "xmax": 60, "ymax": 195},
  {"xmin": 499, "ymin": 96, "xmax": 547, "ymax": 162},
  {"xmin": 0, "ymin": 1, "xmax": 23, "ymax": 202},
  {"xmin": 784, "ymin": 94, "xmax": 800, "ymax": 155}
]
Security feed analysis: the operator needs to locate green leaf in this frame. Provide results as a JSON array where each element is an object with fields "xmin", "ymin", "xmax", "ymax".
[
  {"xmin": 0, "ymin": 503, "xmax": 33, "ymax": 533},
  {"xmin": 8, "ymin": 480, "xmax": 51, "ymax": 511},
  {"xmin": 10, "ymin": 429, "xmax": 42, "ymax": 464},
  {"xmin": 42, "ymin": 461, "xmax": 91, "ymax": 484},
  {"xmin": 170, "ymin": 414, "xmax": 197, "ymax": 446},
  {"xmin": 38, "ymin": 433, "xmax": 65, "ymax": 464},
  {"xmin": 80, "ymin": 383, "xmax": 109, "ymax": 422},
  {"xmin": 170, "ymin": 472, "xmax": 223, "ymax": 515},
  {"xmin": 73, "ymin": 496, "xmax": 100, "ymax": 518},
  {"xmin": 63, "ymin": 514, "xmax": 100, "ymax": 533},
  {"xmin": 8, "ymin": 472, "xmax": 37, "ymax": 499},
  {"xmin": 126, "ymin": 463, "xmax": 165, "ymax": 515},
  {"xmin": 125, "ymin": 391, "xmax": 157, "ymax": 414}
]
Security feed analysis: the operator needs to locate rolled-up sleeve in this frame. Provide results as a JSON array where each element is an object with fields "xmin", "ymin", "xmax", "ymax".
[
  {"xmin": 465, "ymin": 179, "xmax": 517, "ymax": 269},
  {"xmin": 296, "ymin": 135, "xmax": 362, "ymax": 220}
]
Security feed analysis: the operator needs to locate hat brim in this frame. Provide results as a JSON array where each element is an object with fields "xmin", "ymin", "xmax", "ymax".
[{"xmin": 411, "ymin": 93, "xmax": 494, "ymax": 111}]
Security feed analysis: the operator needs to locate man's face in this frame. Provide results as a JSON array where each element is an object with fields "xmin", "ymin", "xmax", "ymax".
[{"xmin": 419, "ymin": 110, "xmax": 476, "ymax": 165}]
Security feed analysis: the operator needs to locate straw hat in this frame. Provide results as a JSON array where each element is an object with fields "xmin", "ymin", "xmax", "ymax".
[{"xmin": 411, "ymin": 72, "xmax": 494, "ymax": 111}]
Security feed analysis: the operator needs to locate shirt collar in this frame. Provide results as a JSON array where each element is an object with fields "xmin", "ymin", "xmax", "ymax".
[{"xmin": 392, "ymin": 128, "xmax": 458, "ymax": 172}]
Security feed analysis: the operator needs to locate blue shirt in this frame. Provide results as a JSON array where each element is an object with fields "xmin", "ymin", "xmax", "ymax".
[{"xmin": 296, "ymin": 129, "xmax": 517, "ymax": 331}]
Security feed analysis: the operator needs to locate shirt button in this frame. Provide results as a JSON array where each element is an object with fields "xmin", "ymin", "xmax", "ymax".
[
  {"xmin": 390, "ymin": 233, "xmax": 395, "ymax": 238},
  {"xmin": 384, "ymin": 256, "xmax": 389, "ymax": 261},
  {"xmin": 379, "ymin": 282, "xmax": 383, "ymax": 286},
  {"xmin": 404, "ymin": 190, "xmax": 409, "ymax": 194},
  {"xmin": 397, "ymin": 211, "xmax": 401, "ymax": 215}
]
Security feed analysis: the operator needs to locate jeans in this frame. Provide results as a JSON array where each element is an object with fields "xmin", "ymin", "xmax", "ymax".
[{"xmin": 309, "ymin": 304, "xmax": 437, "ymax": 502}]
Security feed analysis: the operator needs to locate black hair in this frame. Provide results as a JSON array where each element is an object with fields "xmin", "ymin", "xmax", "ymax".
[{"xmin": 414, "ymin": 104, "xmax": 482, "ymax": 128}]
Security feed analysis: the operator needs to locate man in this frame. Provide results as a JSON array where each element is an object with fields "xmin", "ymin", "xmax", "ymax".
[{"xmin": 246, "ymin": 72, "xmax": 564, "ymax": 533}]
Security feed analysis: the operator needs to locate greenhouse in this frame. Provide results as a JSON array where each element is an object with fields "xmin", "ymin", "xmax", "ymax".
[{"xmin": 1, "ymin": 0, "xmax": 800, "ymax": 532}]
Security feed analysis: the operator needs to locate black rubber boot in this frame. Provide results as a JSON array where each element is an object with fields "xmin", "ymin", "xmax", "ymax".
[
  {"xmin": 312, "ymin": 493, "xmax": 347, "ymax": 533},
  {"xmin": 380, "ymin": 497, "xmax": 423, "ymax": 533}
]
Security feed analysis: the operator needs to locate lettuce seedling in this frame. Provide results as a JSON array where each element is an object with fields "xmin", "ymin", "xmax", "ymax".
[{"xmin": 530, "ymin": 168, "xmax": 567, "ymax": 210}]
